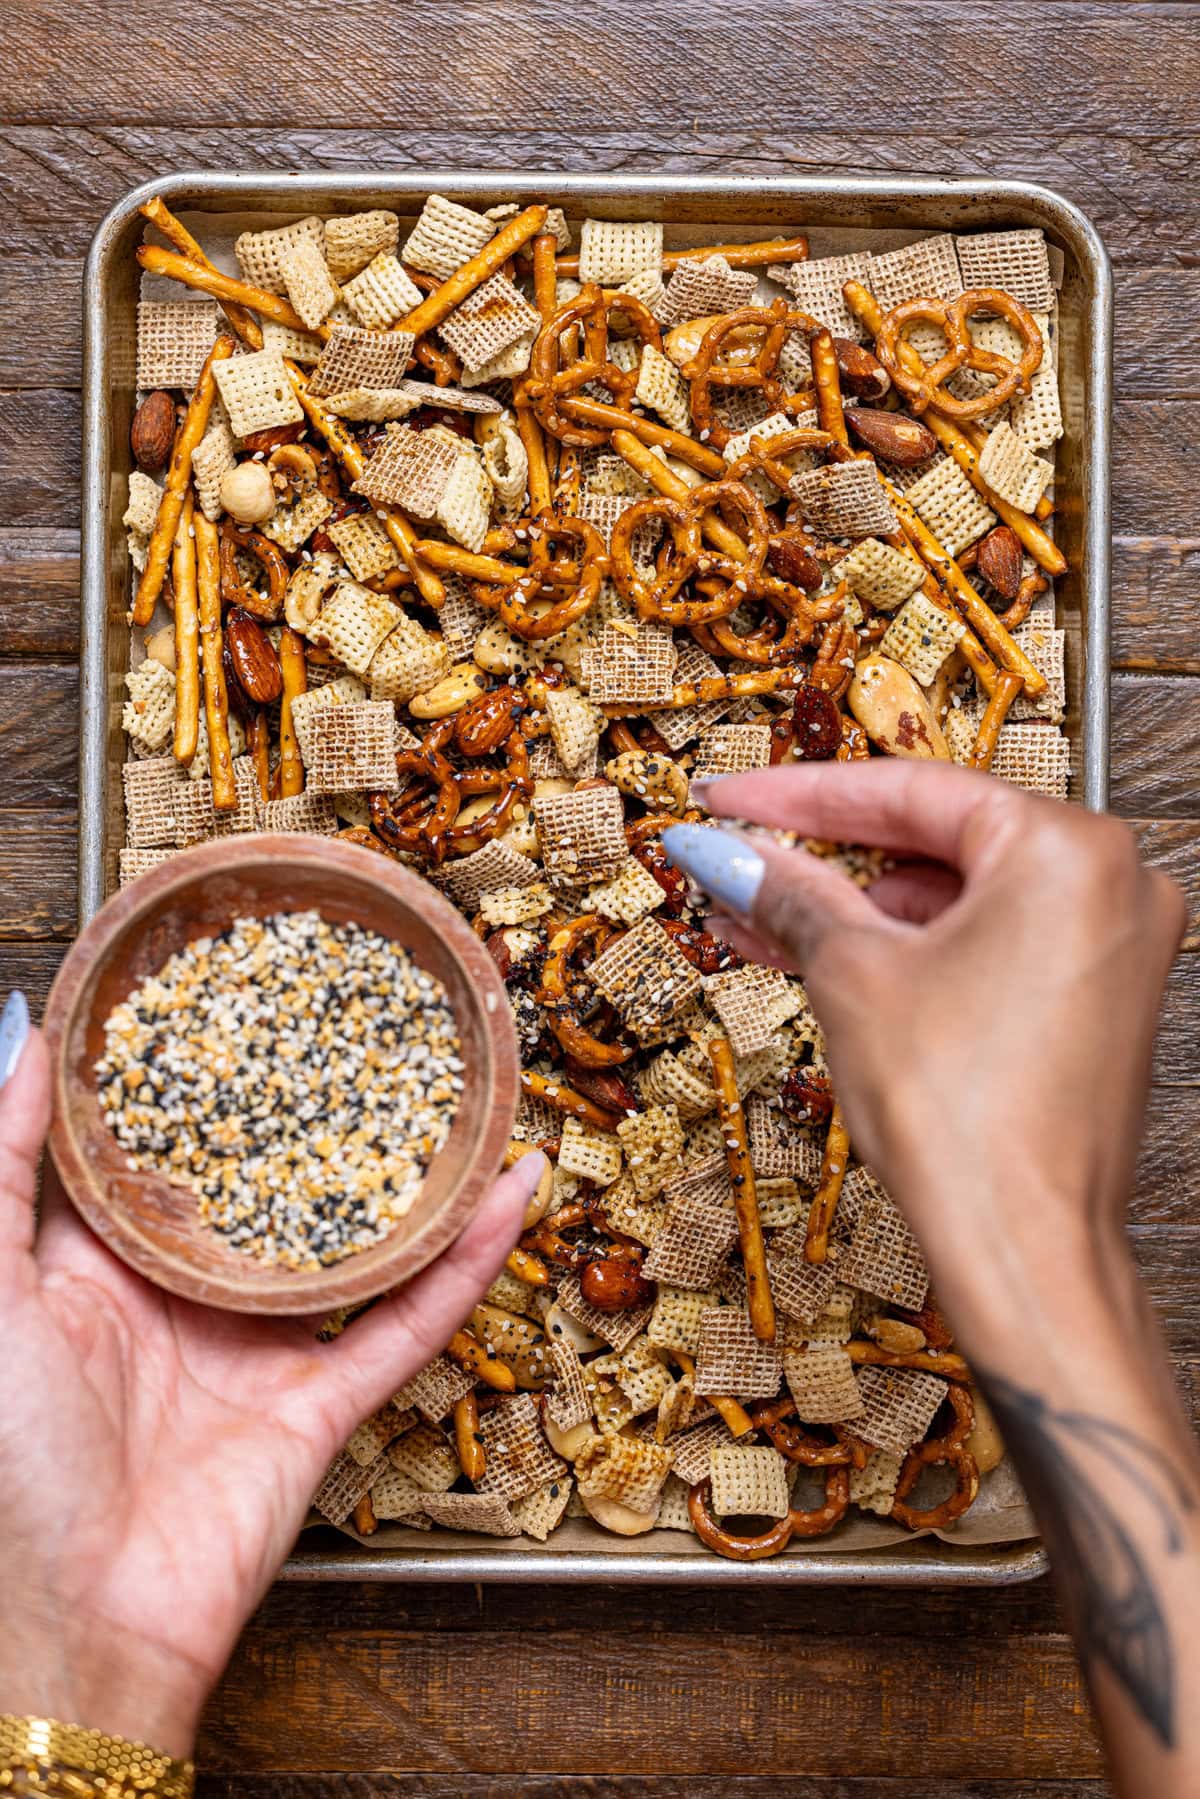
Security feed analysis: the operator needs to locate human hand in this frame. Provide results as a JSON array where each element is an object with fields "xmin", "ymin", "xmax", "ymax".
[
  {"xmin": 0, "ymin": 996, "xmax": 543, "ymax": 1758},
  {"xmin": 662, "ymin": 760, "xmax": 1185, "ymax": 1331}
]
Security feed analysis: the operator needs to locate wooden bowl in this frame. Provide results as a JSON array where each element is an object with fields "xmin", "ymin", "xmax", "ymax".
[{"xmin": 44, "ymin": 835, "xmax": 520, "ymax": 1315}]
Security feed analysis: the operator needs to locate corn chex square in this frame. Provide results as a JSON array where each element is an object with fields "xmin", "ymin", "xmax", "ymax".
[
  {"xmin": 575, "ymin": 1429, "xmax": 673, "ymax": 1513},
  {"xmin": 353, "ymin": 424, "xmax": 461, "ymax": 517},
  {"xmin": 190, "ymin": 421, "xmax": 237, "ymax": 521},
  {"xmin": 838, "ymin": 537, "xmax": 925, "ymax": 613},
  {"xmin": 988, "ymin": 723, "xmax": 1072, "ymax": 798},
  {"xmin": 459, "ymin": 331, "xmax": 536, "ymax": 386},
  {"xmin": 587, "ymin": 915, "xmax": 704, "ymax": 1038},
  {"xmin": 476, "ymin": 1393, "xmax": 567, "ymax": 1501},
  {"xmin": 325, "ymin": 210, "xmax": 400, "ymax": 285},
  {"xmin": 512, "ymin": 1477, "xmax": 573, "ymax": 1540},
  {"xmin": 437, "ymin": 838, "xmax": 542, "ymax": 909},
  {"xmin": 309, "ymin": 323, "xmax": 416, "ymax": 397},
  {"xmin": 234, "ymin": 215, "xmax": 325, "ymax": 295},
  {"xmin": 1009, "ymin": 360, "xmax": 1063, "ymax": 451},
  {"xmin": 710, "ymin": 1444, "xmax": 791, "ymax": 1519},
  {"xmin": 635, "ymin": 345, "xmax": 690, "ymax": 434},
  {"xmin": 976, "ymin": 421, "xmax": 1054, "ymax": 513},
  {"xmin": 301, "ymin": 700, "xmax": 398, "ymax": 795},
  {"xmin": 647, "ymin": 1284, "xmax": 719, "ymax": 1356},
  {"xmin": 558, "ymin": 1115, "xmax": 624, "ymax": 1187},
  {"xmin": 310, "ymin": 582, "xmax": 403, "ymax": 677},
  {"xmin": 838, "ymin": 1187, "xmax": 929, "ymax": 1311},
  {"xmin": 341, "ymin": 253, "xmax": 424, "ymax": 330},
  {"xmin": 325, "ymin": 511, "xmax": 400, "ymax": 582},
  {"xmin": 783, "ymin": 1345, "xmax": 863, "ymax": 1423},
  {"xmin": 617, "ymin": 1104, "xmax": 684, "ymax": 1198},
  {"xmin": 904, "ymin": 458, "xmax": 996, "ymax": 557},
  {"xmin": 261, "ymin": 318, "xmax": 325, "ymax": 365},
  {"xmin": 585, "ymin": 857, "xmax": 666, "ymax": 927},
  {"xmin": 555, "ymin": 1271, "xmax": 652, "ymax": 1352},
  {"xmin": 280, "ymin": 237, "xmax": 338, "ymax": 331},
  {"xmin": 420, "ymin": 1490, "xmax": 522, "ymax": 1536},
  {"xmin": 754, "ymin": 1176, "xmax": 804, "ymax": 1229},
  {"xmin": 692, "ymin": 723, "xmax": 772, "ymax": 782},
  {"xmin": 704, "ymin": 964, "xmax": 803, "ymax": 1059},
  {"xmin": 867, "ymin": 235, "xmax": 963, "ymax": 312},
  {"xmin": 369, "ymin": 1465, "xmax": 430, "ymax": 1525},
  {"xmin": 850, "ymin": 1448, "xmax": 904, "ymax": 1516},
  {"xmin": 770, "ymin": 250, "xmax": 874, "ymax": 340},
  {"xmin": 212, "ymin": 348, "xmax": 304, "ymax": 439},
  {"xmin": 660, "ymin": 254, "xmax": 758, "ymax": 327},
  {"xmin": 1011, "ymin": 618, "xmax": 1066, "ymax": 722},
  {"xmin": 854, "ymin": 1365, "xmax": 948, "ymax": 1456},
  {"xmin": 387, "ymin": 1418, "xmax": 460, "ymax": 1491},
  {"xmin": 578, "ymin": 218, "xmax": 663, "ymax": 286},
  {"xmin": 435, "ymin": 452, "xmax": 493, "ymax": 553},
  {"xmin": 394, "ymin": 1353, "xmax": 476, "ymax": 1422},
  {"xmin": 955, "ymin": 229, "xmax": 1055, "ymax": 312},
  {"xmin": 788, "ymin": 461, "xmax": 896, "ymax": 538},
  {"xmin": 439, "ymin": 271, "xmax": 539, "ymax": 371},
  {"xmin": 534, "ymin": 782, "xmax": 627, "ymax": 883},
  {"xmin": 136, "ymin": 299, "xmax": 219, "ymax": 390},
  {"xmin": 879, "ymin": 591, "xmax": 966, "ymax": 686},
  {"xmin": 403, "ymin": 194, "xmax": 496, "ymax": 280},
  {"xmin": 368, "ymin": 615, "xmax": 450, "ymax": 705},
  {"xmin": 694, "ymin": 1307, "xmax": 783, "ymax": 1398},
  {"xmin": 262, "ymin": 490, "xmax": 333, "ymax": 554},
  {"xmin": 122, "ymin": 660, "xmax": 175, "ymax": 754}
]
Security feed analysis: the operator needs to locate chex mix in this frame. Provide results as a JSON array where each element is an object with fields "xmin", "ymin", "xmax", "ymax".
[{"xmin": 119, "ymin": 195, "xmax": 1065, "ymax": 1555}]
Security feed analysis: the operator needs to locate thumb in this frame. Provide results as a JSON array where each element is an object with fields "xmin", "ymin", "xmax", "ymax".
[
  {"xmin": 0, "ymin": 996, "xmax": 51, "ymax": 1261},
  {"xmin": 662, "ymin": 823, "xmax": 888, "ymax": 970}
]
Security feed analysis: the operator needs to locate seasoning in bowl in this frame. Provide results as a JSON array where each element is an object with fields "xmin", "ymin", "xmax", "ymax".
[{"xmin": 95, "ymin": 909, "xmax": 463, "ymax": 1268}]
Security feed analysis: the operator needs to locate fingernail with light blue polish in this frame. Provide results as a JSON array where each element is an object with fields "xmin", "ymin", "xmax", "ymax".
[
  {"xmin": 0, "ymin": 991, "xmax": 30, "ymax": 1090},
  {"xmin": 661, "ymin": 825, "xmax": 765, "ymax": 917}
]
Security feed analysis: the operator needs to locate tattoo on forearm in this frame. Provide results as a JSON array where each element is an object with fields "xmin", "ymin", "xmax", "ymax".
[{"xmin": 980, "ymin": 1371, "xmax": 1197, "ymax": 1750}]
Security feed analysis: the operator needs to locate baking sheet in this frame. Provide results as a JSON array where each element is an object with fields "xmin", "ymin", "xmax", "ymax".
[{"xmin": 82, "ymin": 169, "xmax": 1114, "ymax": 1582}]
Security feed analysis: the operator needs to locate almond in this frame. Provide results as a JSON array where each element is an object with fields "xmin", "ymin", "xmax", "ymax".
[
  {"xmin": 833, "ymin": 338, "xmax": 891, "ymax": 401},
  {"xmin": 976, "ymin": 524, "xmax": 1023, "ymax": 602},
  {"xmin": 130, "ymin": 390, "xmax": 176, "ymax": 471},
  {"xmin": 845, "ymin": 407, "xmax": 937, "ymax": 467},
  {"xmin": 767, "ymin": 533, "xmax": 822, "ymax": 591},
  {"xmin": 224, "ymin": 606, "xmax": 283, "ymax": 705}
]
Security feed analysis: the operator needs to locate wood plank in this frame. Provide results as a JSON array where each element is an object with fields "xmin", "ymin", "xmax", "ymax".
[
  {"xmin": 0, "ymin": 663, "xmax": 79, "ymax": 806},
  {"xmin": 195, "ymin": 1624, "xmax": 1103, "ymax": 1779},
  {"xmin": 195, "ymin": 1781, "xmax": 1111, "ymax": 1797},
  {"xmin": 0, "ymin": 809, "xmax": 76, "ymax": 936},
  {"xmin": 0, "ymin": 941, "xmax": 66, "ymax": 1013},
  {"xmin": 1, "ymin": 119, "xmax": 1199, "ymax": 271},
  {"xmin": 0, "ymin": 391, "xmax": 80, "ymax": 528},
  {"xmin": 0, "ymin": 530, "xmax": 80, "ymax": 654},
  {"xmin": 1111, "ymin": 673, "xmax": 1200, "ymax": 820},
  {"xmin": 4, "ymin": 6, "xmax": 1198, "ymax": 137}
]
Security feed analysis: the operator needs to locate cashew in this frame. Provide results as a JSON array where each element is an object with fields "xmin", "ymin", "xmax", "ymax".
[
  {"xmin": 544, "ymin": 1300, "xmax": 605, "ymax": 1355},
  {"xmin": 542, "ymin": 1414, "xmax": 595, "ymax": 1461},
  {"xmin": 470, "ymin": 1301, "xmax": 547, "ymax": 1390},
  {"xmin": 605, "ymin": 748, "xmax": 690, "ymax": 816},
  {"xmin": 267, "ymin": 442, "xmax": 319, "ymax": 496},
  {"xmin": 408, "ymin": 661, "xmax": 489, "ymax": 719},
  {"xmin": 664, "ymin": 314, "xmax": 766, "ymax": 370},
  {"xmin": 143, "ymin": 625, "xmax": 176, "ymax": 672},
  {"xmin": 475, "ymin": 619, "xmax": 537, "ymax": 676},
  {"xmin": 966, "ymin": 1384, "xmax": 1007, "ymax": 1474},
  {"xmin": 219, "ymin": 460, "xmax": 276, "ymax": 524},
  {"xmin": 581, "ymin": 1491, "xmax": 661, "ymax": 1535},
  {"xmin": 505, "ymin": 1139, "xmax": 556, "ymax": 1227}
]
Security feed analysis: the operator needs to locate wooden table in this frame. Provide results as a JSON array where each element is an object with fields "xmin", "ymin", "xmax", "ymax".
[{"xmin": 2, "ymin": 3, "xmax": 1198, "ymax": 1790}]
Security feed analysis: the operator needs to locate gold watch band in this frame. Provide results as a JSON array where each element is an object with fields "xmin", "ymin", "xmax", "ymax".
[{"xmin": 0, "ymin": 1715, "xmax": 194, "ymax": 1798}]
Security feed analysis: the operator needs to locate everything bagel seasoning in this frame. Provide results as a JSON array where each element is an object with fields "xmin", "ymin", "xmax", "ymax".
[{"xmin": 96, "ymin": 909, "xmax": 463, "ymax": 1268}]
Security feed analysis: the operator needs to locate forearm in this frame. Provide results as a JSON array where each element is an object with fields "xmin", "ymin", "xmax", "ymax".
[
  {"xmin": 1, "ymin": 1589, "xmax": 208, "ymax": 1761},
  {"xmin": 920, "ymin": 1194, "xmax": 1200, "ymax": 1799}
]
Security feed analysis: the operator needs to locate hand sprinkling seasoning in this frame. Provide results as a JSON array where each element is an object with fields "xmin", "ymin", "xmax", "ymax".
[{"xmin": 95, "ymin": 910, "xmax": 463, "ymax": 1268}]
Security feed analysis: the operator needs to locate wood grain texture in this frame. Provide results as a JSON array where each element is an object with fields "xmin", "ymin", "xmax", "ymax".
[{"xmin": 1, "ymin": 9, "xmax": 1199, "ymax": 1791}]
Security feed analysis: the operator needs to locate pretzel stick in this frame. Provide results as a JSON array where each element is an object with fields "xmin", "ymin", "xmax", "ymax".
[
  {"xmin": 805, "ymin": 1100, "xmax": 849, "ymax": 1265},
  {"xmin": 881, "ymin": 477, "xmax": 1047, "ymax": 697},
  {"xmin": 847, "ymin": 1341, "xmax": 971, "ymax": 1381},
  {"xmin": 413, "ymin": 541, "xmax": 525, "ymax": 584},
  {"xmin": 170, "ymin": 490, "xmax": 200, "ymax": 765},
  {"xmin": 453, "ymin": 1392, "xmax": 487, "ymax": 1482},
  {"xmin": 709, "ymin": 1035, "xmax": 775, "ymax": 1342},
  {"xmin": 505, "ymin": 1245, "xmax": 550, "ymax": 1286},
  {"xmin": 278, "ymin": 625, "xmax": 307, "ymax": 796},
  {"xmin": 446, "ymin": 1328, "xmax": 518, "ymax": 1392},
  {"xmin": 601, "ymin": 668, "xmax": 803, "ymax": 717},
  {"xmin": 397, "ymin": 205, "xmax": 548, "ymax": 339},
  {"xmin": 842, "ymin": 281, "xmax": 1065, "ymax": 574},
  {"xmin": 555, "ymin": 236, "xmax": 810, "ymax": 277},
  {"xmin": 138, "ymin": 196, "xmax": 262, "ymax": 349},
  {"xmin": 131, "ymin": 332, "xmax": 234, "ymax": 626},
  {"xmin": 520, "ymin": 1068, "xmax": 621, "ymax": 1132},
  {"xmin": 610, "ymin": 428, "xmax": 747, "ymax": 559},
  {"xmin": 671, "ymin": 1350, "xmax": 754, "ymax": 1439},
  {"xmin": 285, "ymin": 363, "xmax": 444, "ymax": 609},
  {"xmin": 247, "ymin": 709, "xmax": 271, "ymax": 801},
  {"xmin": 193, "ymin": 510, "xmax": 236, "ymax": 809},
  {"xmin": 564, "ymin": 396, "xmax": 725, "ymax": 475},
  {"xmin": 810, "ymin": 326, "xmax": 848, "ymax": 447},
  {"xmin": 515, "ymin": 231, "xmax": 561, "ymax": 510},
  {"xmin": 352, "ymin": 1493, "xmax": 378, "ymax": 1536},
  {"xmin": 968, "ymin": 668, "xmax": 1023, "ymax": 770},
  {"xmin": 135, "ymin": 244, "xmax": 331, "ymax": 344}
]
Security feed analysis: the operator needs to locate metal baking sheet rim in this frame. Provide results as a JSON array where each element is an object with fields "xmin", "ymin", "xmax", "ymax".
[{"xmin": 81, "ymin": 168, "xmax": 1112, "ymax": 1586}]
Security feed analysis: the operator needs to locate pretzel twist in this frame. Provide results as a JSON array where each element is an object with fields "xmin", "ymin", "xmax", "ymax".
[
  {"xmin": 890, "ymin": 1385, "xmax": 981, "ymax": 1531},
  {"xmin": 471, "ymin": 513, "xmax": 608, "ymax": 641},
  {"xmin": 874, "ymin": 289, "xmax": 1043, "ymax": 422},
  {"xmin": 218, "ymin": 519, "xmax": 290, "ymax": 621},
  {"xmin": 526, "ymin": 283, "xmax": 662, "ymax": 446},
  {"xmin": 539, "ymin": 915, "xmax": 634, "ymax": 1068},
  {"xmin": 682, "ymin": 300, "xmax": 819, "ymax": 450}
]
